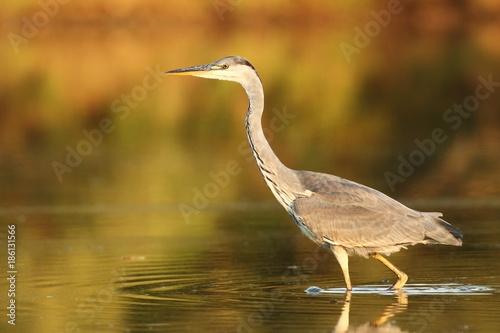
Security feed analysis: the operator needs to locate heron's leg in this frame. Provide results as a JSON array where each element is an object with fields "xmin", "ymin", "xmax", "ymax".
[
  {"xmin": 331, "ymin": 246, "xmax": 352, "ymax": 291},
  {"xmin": 370, "ymin": 253, "xmax": 408, "ymax": 290}
]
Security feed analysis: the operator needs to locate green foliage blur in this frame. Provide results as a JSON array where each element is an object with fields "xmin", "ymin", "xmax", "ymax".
[{"xmin": 1, "ymin": 0, "xmax": 499, "ymax": 207}]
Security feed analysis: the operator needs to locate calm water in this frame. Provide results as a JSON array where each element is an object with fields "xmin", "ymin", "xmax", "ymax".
[{"xmin": 1, "ymin": 201, "xmax": 499, "ymax": 333}]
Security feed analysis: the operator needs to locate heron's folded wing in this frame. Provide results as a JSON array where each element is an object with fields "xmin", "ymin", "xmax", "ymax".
[{"xmin": 292, "ymin": 191, "xmax": 430, "ymax": 249}]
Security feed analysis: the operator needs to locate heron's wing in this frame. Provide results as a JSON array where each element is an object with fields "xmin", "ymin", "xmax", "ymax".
[{"xmin": 292, "ymin": 171, "xmax": 461, "ymax": 251}]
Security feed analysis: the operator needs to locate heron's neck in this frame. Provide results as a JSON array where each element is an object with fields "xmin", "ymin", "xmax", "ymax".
[{"xmin": 242, "ymin": 77, "xmax": 299, "ymax": 209}]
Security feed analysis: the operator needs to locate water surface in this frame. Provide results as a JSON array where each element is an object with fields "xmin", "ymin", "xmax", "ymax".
[{"xmin": 1, "ymin": 202, "xmax": 499, "ymax": 333}]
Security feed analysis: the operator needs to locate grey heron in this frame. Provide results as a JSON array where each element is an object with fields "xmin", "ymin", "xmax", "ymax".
[{"xmin": 166, "ymin": 56, "xmax": 463, "ymax": 290}]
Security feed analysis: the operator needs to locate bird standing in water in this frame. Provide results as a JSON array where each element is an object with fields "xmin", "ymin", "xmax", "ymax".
[{"xmin": 166, "ymin": 56, "xmax": 463, "ymax": 290}]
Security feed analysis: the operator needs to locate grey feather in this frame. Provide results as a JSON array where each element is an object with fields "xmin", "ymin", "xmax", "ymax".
[{"xmin": 292, "ymin": 171, "xmax": 462, "ymax": 257}]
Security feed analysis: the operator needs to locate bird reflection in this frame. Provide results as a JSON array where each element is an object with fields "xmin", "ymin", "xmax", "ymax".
[{"xmin": 333, "ymin": 291, "xmax": 408, "ymax": 333}]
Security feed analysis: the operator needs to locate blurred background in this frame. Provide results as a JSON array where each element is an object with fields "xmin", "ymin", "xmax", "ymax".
[
  {"xmin": 1, "ymin": 0, "xmax": 499, "ymax": 209},
  {"xmin": 1, "ymin": 1, "xmax": 500, "ymax": 332}
]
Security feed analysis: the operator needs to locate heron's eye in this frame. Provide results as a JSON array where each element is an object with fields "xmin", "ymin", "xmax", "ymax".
[{"xmin": 221, "ymin": 64, "xmax": 229, "ymax": 69}]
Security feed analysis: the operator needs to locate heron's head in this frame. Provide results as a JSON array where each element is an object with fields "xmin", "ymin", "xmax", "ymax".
[{"xmin": 165, "ymin": 56, "xmax": 259, "ymax": 85}]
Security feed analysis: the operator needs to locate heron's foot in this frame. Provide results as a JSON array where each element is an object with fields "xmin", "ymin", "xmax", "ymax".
[{"xmin": 388, "ymin": 272, "xmax": 408, "ymax": 290}]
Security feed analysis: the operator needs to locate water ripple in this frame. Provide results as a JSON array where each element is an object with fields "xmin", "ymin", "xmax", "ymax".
[{"xmin": 305, "ymin": 283, "xmax": 494, "ymax": 295}]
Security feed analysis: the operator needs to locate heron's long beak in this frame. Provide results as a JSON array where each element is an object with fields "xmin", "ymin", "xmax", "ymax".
[{"xmin": 165, "ymin": 64, "xmax": 213, "ymax": 76}]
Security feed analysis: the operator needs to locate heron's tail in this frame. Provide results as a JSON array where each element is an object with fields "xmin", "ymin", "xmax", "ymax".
[{"xmin": 436, "ymin": 218, "xmax": 463, "ymax": 246}]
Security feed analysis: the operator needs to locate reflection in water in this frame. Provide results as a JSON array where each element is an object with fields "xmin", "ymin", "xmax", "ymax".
[
  {"xmin": 308, "ymin": 283, "xmax": 494, "ymax": 333},
  {"xmin": 334, "ymin": 291, "xmax": 408, "ymax": 333}
]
